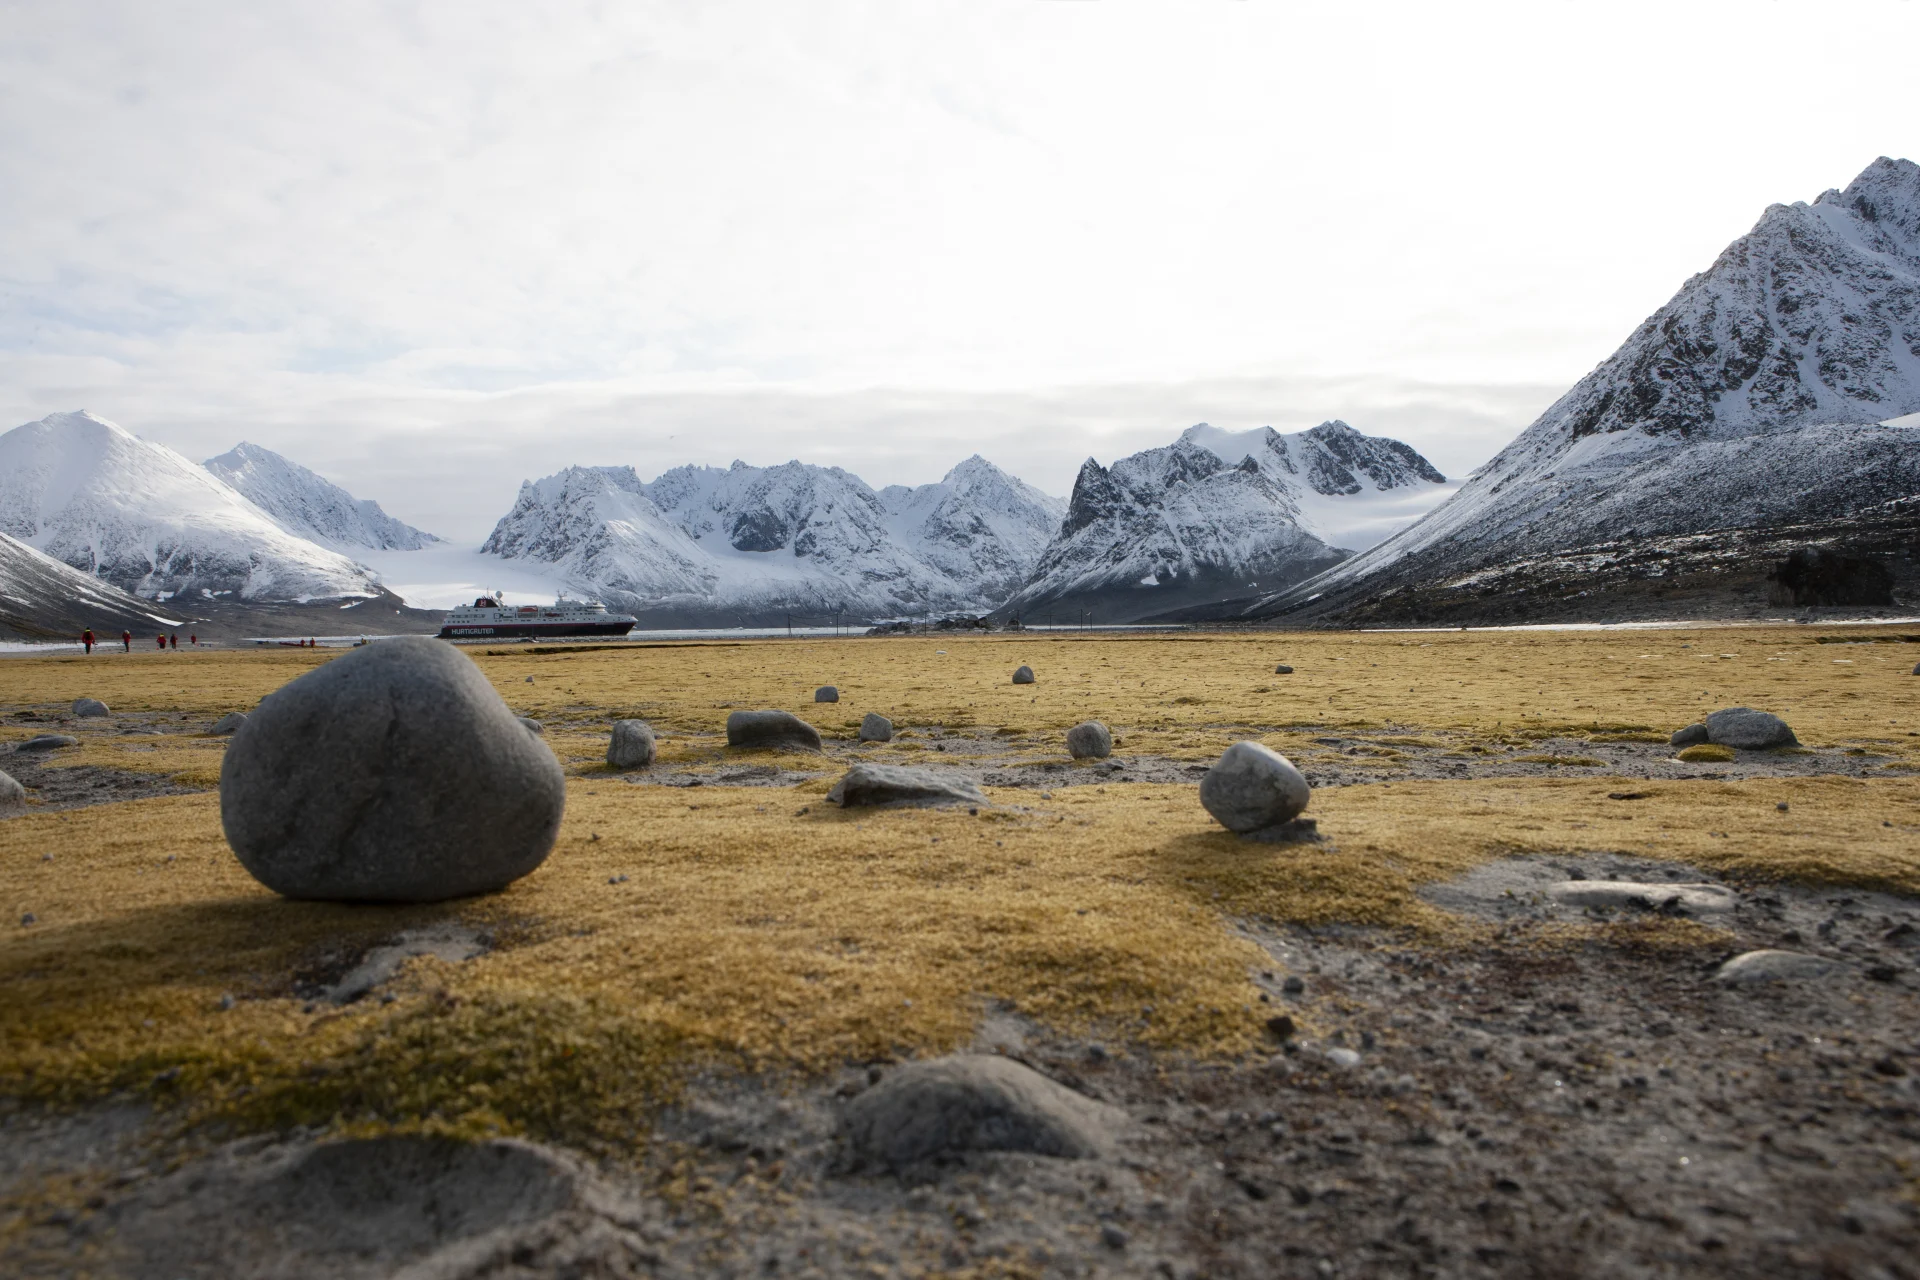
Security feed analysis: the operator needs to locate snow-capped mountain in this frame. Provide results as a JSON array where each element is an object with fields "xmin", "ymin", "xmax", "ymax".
[
  {"xmin": 0, "ymin": 412, "xmax": 378, "ymax": 602},
  {"xmin": 205, "ymin": 442, "xmax": 439, "ymax": 551},
  {"xmin": 996, "ymin": 422, "xmax": 1450, "ymax": 623},
  {"xmin": 0, "ymin": 531, "xmax": 185, "ymax": 640},
  {"xmin": 1249, "ymin": 155, "xmax": 1920, "ymax": 623},
  {"xmin": 479, "ymin": 455, "xmax": 1063, "ymax": 624}
]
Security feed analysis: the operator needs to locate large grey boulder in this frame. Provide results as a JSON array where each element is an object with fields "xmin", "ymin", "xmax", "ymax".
[
  {"xmin": 219, "ymin": 636, "xmax": 565, "ymax": 903},
  {"xmin": 13, "ymin": 735, "xmax": 77, "ymax": 752},
  {"xmin": 72, "ymin": 698, "xmax": 110, "ymax": 718},
  {"xmin": 0, "ymin": 769, "xmax": 24, "ymax": 811},
  {"xmin": 1199, "ymin": 742, "xmax": 1310, "ymax": 834},
  {"xmin": 726, "ymin": 710, "xmax": 823, "ymax": 752},
  {"xmin": 607, "ymin": 720, "xmax": 657, "ymax": 769},
  {"xmin": 814, "ymin": 686, "xmax": 839, "ymax": 703},
  {"xmin": 844, "ymin": 1055, "xmax": 1120, "ymax": 1170},
  {"xmin": 210, "ymin": 712, "xmax": 248, "ymax": 736},
  {"xmin": 1669, "ymin": 723, "xmax": 1709, "ymax": 748},
  {"xmin": 1704, "ymin": 707, "xmax": 1798, "ymax": 750},
  {"xmin": 827, "ymin": 763, "xmax": 987, "ymax": 809},
  {"xmin": 858, "ymin": 712, "xmax": 894, "ymax": 742},
  {"xmin": 1012, "ymin": 666, "xmax": 1035, "ymax": 685},
  {"xmin": 1066, "ymin": 721, "xmax": 1112, "ymax": 760}
]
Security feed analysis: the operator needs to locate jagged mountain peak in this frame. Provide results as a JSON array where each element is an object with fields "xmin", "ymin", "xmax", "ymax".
[{"xmin": 205, "ymin": 441, "xmax": 439, "ymax": 552}]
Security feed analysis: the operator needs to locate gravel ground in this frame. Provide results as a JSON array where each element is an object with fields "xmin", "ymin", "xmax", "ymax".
[{"xmin": 7, "ymin": 855, "xmax": 1917, "ymax": 1278}]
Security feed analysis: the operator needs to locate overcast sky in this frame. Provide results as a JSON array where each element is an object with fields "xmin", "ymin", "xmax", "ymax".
[{"xmin": 3, "ymin": 1, "xmax": 1916, "ymax": 541}]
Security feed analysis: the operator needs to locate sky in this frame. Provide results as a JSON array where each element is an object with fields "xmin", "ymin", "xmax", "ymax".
[{"xmin": 3, "ymin": 0, "xmax": 1917, "ymax": 542}]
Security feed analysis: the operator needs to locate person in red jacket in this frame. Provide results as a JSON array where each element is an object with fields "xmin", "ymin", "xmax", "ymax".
[
  {"xmin": 121, "ymin": 630, "xmax": 131, "ymax": 653},
  {"xmin": 81, "ymin": 628, "xmax": 94, "ymax": 655},
  {"xmin": 155, "ymin": 634, "xmax": 165, "ymax": 650}
]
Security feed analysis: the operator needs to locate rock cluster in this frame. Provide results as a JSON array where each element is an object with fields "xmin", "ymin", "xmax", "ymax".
[
  {"xmin": 72, "ymin": 698, "xmax": 110, "ymax": 717},
  {"xmin": 726, "ymin": 710, "xmax": 823, "ymax": 752},
  {"xmin": 826, "ymin": 763, "xmax": 987, "ymax": 809},
  {"xmin": 1200, "ymin": 742, "xmax": 1310, "ymax": 834},
  {"xmin": 843, "ymin": 1055, "xmax": 1118, "ymax": 1170},
  {"xmin": 858, "ymin": 712, "xmax": 894, "ymax": 742},
  {"xmin": 607, "ymin": 720, "xmax": 656, "ymax": 769},
  {"xmin": 1066, "ymin": 721, "xmax": 1112, "ymax": 760},
  {"xmin": 1012, "ymin": 665, "xmax": 1035, "ymax": 685},
  {"xmin": 219, "ymin": 636, "xmax": 565, "ymax": 903}
]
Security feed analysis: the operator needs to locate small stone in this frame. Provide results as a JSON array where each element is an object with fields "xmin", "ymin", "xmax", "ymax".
[
  {"xmin": 858, "ymin": 712, "xmax": 894, "ymax": 742},
  {"xmin": 210, "ymin": 712, "xmax": 248, "ymax": 735},
  {"xmin": 1282, "ymin": 975, "xmax": 1305, "ymax": 995},
  {"xmin": 71, "ymin": 698, "xmax": 110, "ymax": 718},
  {"xmin": 1704, "ymin": 707, "xmax": 1798, "ymax": 750},
  {"xmin": 1265, "ymin": 1015, "xmax": 1296, "ymax": 1041},
  {"xmin": 12, "ymin": 735, "xmax": 78, "ymax": 752},
  {"xmin": 1066, "ymin": 721, "xmax": 1112, "ymax": 760},
  {"xmin": 815, "ymin": 686, "xmax": 839, "ymax": 703},
  {"xmin": 1713, "ymin": 949, "xmax": 1845, "ymax": 983},
  {"xmin": 827, "ymin": 763, "xmax": 988, "ymax": 809},
  {"xmin": 19, "ymin": 912, "xmax": 34, "ymax": 927},
  {"xmin": 1101, "ymin": 1224, "xmax": 1130, "ymax": 1250},
  {"xmin": 1911, "ymin": 662, "xmax": 1920, "ymax": 676},
  {"xmin": 607, "ymin": 719, "xmax": 657, "ymax": 768},
  {"xmin": 217, "ymin": 994, "xmax": 235, "ymax": 1010},
  {"xmin": 1326, "ymin": 1047, "xmax": 1361, "ymax": 1069},
  {"xmin": 524, "ymin": 676, "xmax": 534, "ymax": 683},
  {"xmin": 219, "ymin": 635, "xmax": 565, "ymax": 903},
  {"xmin": 1199, "ymin": 742, "xmax": 1310, "ymax": 833},
  {"xmin": 1012, "ymin": 665, "xmax": 1035, "ymax": 685},
  {"xmin": 843, "ymin": 1055, "xmax": 1121, "ymax": 1169},
  {"xmin": 517, "ymin": 716, "xmax": 544, "ymax": 734},
  {"xmin": 1669, "ymin": 723, "xmax": 1709, "ymax": 747},
  {"xmin": 0, "ymin": 770, "xmax": 24, "ymax": 811},
  {"xmin": 1547, "ymin": 881, "xmax": 1736, "ymax": 914},
  {"xmin": 726, "ymin": 710, "xmax": 823, "ymax": 752},
  {"xmin": 1273, "ymin": 664, "xmax": 1294, "ymax": 675},
  {"xmin": 1776, "ymin": 802, "xmax": 1790, "ymax": 812}
]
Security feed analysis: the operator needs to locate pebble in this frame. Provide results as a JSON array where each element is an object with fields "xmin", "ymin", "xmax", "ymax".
[
  {"xmin": 19, "ymin": 912, "xmax": 34, "ymax": 927},
  {"xmin": 1704, "ymin": 706, "xmax": 1798, "ymax": 750},
  {"xmin": 71, "ymin": 698, "xmax": 110, "ymax": 718},
  {"xmin": 1669, "ymin": 723, "xmax": 1709, "ymax": 748},
  {"xmin": 218, "ymin": 635, "xmax": 565, "ymax": 903},
  {"xmin": 1100, "ymin": 1225, "xmax": 1130, "ymax": 1250},
  {"xmin": 12, "ymin": 735, "xmax": 78, "ymax": 752},
  {"xmin": 1012, "ymin": 665, "xmax": 1035, "ymax": 685},
  {"xmin": 858, "ymin": 712, "xmax": 893, "ymax": 742},
  {"xmin": 1273, "ymin": 664, "xmax": 1294, "ymax": 675},
  {"xmin": 725, "ymin": 710, "xmax": 823, "ymax": 752},
  {"xmin": 606, "ymin": 719, "xmax": 657, "ymax": 769},
  {"xmin": 814, "ymin": 686, "xmax": 839, "ymax": 703},
  {"xmin": 1713, "ymin": 949, "xmax": 1845, "ymax": 983},
  {"xmin": 517, "ymin": 717, "xmax": 544, "ymax": 734},
  {"xmin": 1066, "ymin": 721, "xmax": 1112, "ymax": 760},
  {"xmin": 0, "ymin": 769, "xmax": 23, "ymax": 811},
  {"xmin": 1326, "ymin": 1047, "xmax": 1362, "ymax": 1069},
  {"xmin": 1199, "ymin": 742, "xmax": 1310, "ymax": 833},
  {"xmin": 843, "ymin": 1055, "xmax": 1120, "ymax": 1169},
  {"xmin": 1282, "ymin": 975, "xmax": 1305, "ymax": 995},
  {"xmin": 210, "ymin": 712, "xmax": 248, "ymax": 735},
  {"xmin": 1547, "ymin": 881, "xmax": 1736, "ymax": 914},
  {"xmin": 826, "ymin": 763, "xmax": 987, "ymax": 809}
]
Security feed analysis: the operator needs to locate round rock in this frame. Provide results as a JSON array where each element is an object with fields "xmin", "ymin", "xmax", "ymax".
[
  {"xmin": 1668, "ymin": 723, "xmax": 1709, "ymax": 748},
  {"xmin": 1199, "ymin": 741, "xmax": 1310, "ymax": 833},
  {"xmin": 1012, "ymin": 665, "xmax": 1035, "ymax": 685},
  {"xmin": 725, "ymin": 710, "xmax": 823, "ymax": 752},
  {"xmin": 827, "ymin": 763, "xmax": 987, "ymax": 809},
  {"xmin": 1066, "ymin": 721, "xmax": 1112, "ymax": 760},
  {"xmin": 606, "ymin": 719, "xmax": 657, "ymax": 769},
  {"xmin": 210, "ymin": 712, "xmax": 249, "ymax": 735},
  {"xmin": 0, "ymin": 769, "xmax": 24, "ymax": 811},
  {"xmin": 1273, "ymin": 664, "xmax": 1294, "ymax": 675},
  {"xmin": 843, "ymin": 1055, "xmax": 1119, "ymax": 1170},
  {"xmin": 1704, "ymin": 706, "xmax": 1797, "ymax": 750},
  {"xmin": 814, "ymin": 686, "xmax": 839, "ymax": 703},
  {"xmin": 219, "ymin": 636, "xmax": 565, "ymax": 903},
  {"xmin": 858, "ymin": 712, "xmax": 894, "ymax": 742},
  {"xmin": 72, "ymin": 698, "xmax": 110, "ymax": 718}
]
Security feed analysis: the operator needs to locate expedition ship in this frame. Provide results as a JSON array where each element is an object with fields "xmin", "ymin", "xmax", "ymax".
[{"xmin": 438, "ymin": 595, "xmax": 638, "ymax": 640}]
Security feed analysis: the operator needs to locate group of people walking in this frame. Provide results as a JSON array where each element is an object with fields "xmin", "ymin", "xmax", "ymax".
[{"xmin": 79, "ymin": 628, "xmax": 198, "ymax": 654}]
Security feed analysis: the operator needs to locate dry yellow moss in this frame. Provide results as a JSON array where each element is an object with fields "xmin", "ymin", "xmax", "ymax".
[{"xmin": 2, "ymin": 629, "xmax": 1918, "ymax": 1149}]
